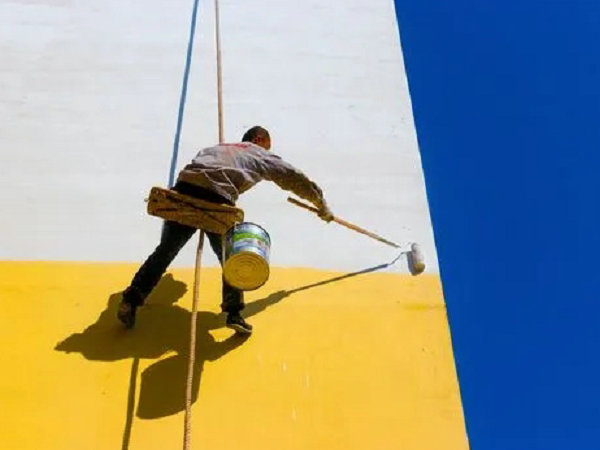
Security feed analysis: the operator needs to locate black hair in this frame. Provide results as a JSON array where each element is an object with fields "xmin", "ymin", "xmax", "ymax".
[{"xmin": 242, "ymin": 126, "xmax": 270, "ymax": 142}]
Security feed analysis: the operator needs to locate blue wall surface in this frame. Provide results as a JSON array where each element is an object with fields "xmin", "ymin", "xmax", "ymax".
[{"xmin": 394, "ymin": 1, "xmax": 600, "ymax": 448}]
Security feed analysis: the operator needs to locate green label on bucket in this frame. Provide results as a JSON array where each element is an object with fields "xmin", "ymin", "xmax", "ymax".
[{"xmin": 232, "ymin": 232, "xmax": 269, "ymax": 244}]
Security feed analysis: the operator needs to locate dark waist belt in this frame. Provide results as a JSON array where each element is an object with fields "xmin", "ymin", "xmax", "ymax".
[{"xmin": 173, "ymin": 182, "xmax": 233, "ymax": 206}]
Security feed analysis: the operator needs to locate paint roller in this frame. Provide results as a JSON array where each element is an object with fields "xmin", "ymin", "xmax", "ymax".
[{"xmin": 287, "ymin": 197, "xmax": 426, "ymax": 275}]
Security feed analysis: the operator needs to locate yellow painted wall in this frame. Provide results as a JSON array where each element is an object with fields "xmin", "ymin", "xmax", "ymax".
[{"xmin": 0, "ymin": 262, "xmax": 466, "ymax": 449}]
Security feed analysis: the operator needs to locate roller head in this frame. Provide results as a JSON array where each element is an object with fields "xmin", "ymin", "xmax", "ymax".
[{"xmin": 407, "ymin": 242, "xmax": 425, "ymax": 276}]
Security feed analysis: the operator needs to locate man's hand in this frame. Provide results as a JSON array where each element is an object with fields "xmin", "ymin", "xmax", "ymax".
[{"xmin": 318, "ymin": 205, "xmax": 334, "ymax": 222}]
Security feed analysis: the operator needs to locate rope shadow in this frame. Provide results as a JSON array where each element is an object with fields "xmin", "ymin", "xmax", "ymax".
[{"xmin": 121, "ymin": 357, "xmax": 139, "ymax": 450}]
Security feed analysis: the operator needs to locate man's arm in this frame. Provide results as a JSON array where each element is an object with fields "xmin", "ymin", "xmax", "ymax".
[{"xmin": 254, "ymin": 153, "xmax": 333, "ymax": 220}]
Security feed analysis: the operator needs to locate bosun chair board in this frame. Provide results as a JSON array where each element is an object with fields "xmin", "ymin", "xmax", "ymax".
[{"xmin": 146, "ymin": 186, "xmax": 244, "ymax": 234}]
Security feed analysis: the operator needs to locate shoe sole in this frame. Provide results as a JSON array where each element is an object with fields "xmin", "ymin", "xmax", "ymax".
[{"xmin": 226, "ymin": 323, "xmax": 253, "ymax": 334}]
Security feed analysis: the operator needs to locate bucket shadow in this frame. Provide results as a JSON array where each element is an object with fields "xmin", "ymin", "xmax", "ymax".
[{"xmin": 54, "ymin": 258, "xmax": 398, "ymax": 447}]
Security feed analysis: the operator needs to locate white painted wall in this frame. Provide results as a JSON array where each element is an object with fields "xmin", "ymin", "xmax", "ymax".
[{"xmin": 1, "ymin": 0, "xmax": 439, "ymax": 272}]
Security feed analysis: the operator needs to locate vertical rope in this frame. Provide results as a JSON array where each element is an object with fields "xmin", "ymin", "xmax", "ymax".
[
  {"xmin": 169, "ymin": 0, "xmax": 201, "ymax": 188},
  {"xmin": 183, "ymin": 2, "xmax": 224, "ymax": 449},
  {"xmin": 183, "ymin": 231, "xmax": 205, "ymax": 450},
  {"xmin": 214, "ymin": 0, "xmax": 224, "ymax": 143}
]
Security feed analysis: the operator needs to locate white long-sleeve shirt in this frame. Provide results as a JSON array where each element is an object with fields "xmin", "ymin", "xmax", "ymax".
[{"xmin": 177, "ymin": 142, "xmax": 326, "ymax": 208}]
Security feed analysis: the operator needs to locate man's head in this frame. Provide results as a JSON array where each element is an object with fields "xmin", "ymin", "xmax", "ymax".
[{"xmin": 242, "ymin": 126, "xmax": 271, "ymax": 150}]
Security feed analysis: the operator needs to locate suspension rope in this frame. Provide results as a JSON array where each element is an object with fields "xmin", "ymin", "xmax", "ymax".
[
  {"xmin": 183, "ymin": 231, "xmax": 205, "ymax": 450},
  {"xmin": 215, "ymin": 0, "xmax": 224, "ymax": 143},
  {"xmin": 168, "ymin": 0, "xmax": 201, "ymax": 188},
  {"xmin": 183, "ymin": 0, "xmax": 225, "ymax": 449}
]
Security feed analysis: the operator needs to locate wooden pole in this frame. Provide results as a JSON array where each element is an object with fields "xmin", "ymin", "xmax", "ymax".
[{"xmin": 287, "ymin": 197, "xmax": 401, "ymax": 249}]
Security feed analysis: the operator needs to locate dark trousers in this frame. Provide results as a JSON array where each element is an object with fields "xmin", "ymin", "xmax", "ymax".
[{"xmin": 123, "ymin": 183, "xmax": 243, "ymax": 314}]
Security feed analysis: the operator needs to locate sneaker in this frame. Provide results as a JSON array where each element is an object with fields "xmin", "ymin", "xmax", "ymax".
[
  {"xmin": 117, "ymin": 301, "xmax": 137, "ymax": 329},
  {"xmin": 226, "ymin": 313, "xmax": 253, "ymax": 334}
]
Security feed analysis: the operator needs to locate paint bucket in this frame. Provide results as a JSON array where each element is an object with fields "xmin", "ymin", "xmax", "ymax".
[{"xmin": 223, "ymin": 222, "xmax": 271, "ymax": 291}]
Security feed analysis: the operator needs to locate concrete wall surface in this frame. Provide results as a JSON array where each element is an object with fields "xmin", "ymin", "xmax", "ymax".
[
  {"xmin": 0, "ymin": 1, "xmax": 467, "ymax": 449},
  {"xmin": 1, "ymin": 0, "xmax": 437, "ymax": 273}
]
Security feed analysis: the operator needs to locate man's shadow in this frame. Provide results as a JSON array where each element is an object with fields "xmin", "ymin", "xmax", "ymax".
[
  {"xmin": 55, "ymin": 274, "xmax": 287, "ymax": 420},
  {"xmin": 55, "ymin": 257, "xmax": 399, "ymax": 423}
]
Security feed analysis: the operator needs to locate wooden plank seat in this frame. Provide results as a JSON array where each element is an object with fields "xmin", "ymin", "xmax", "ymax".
[{"xmin": 146, "ymin": 186, "xmax": 244, "ymax": 235}]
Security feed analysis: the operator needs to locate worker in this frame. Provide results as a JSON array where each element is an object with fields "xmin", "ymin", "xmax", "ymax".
[{"xmin": 118, "ymin": 126, "xmax": 333, "ymax": 334}]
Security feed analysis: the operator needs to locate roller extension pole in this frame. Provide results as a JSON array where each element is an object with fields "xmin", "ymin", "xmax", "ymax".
[
  {"xmin": 287, "ymin": 197, "xmax": 426, "ymax": 275},
  {"xmin": 287, "ymin": 197, "xmax": 401, "ymax": 248}
]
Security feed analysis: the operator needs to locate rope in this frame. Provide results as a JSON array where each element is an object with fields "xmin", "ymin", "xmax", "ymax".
[
  {"xmin": 214, "ymin": 0, "xmax": 224, "ymax": 142},
  {"xmin": 183, "ymin": 1, "xmax": 225, "ymax": 449},
  {"xmin": 169, "ymin": 0, "xmax": 201, "ymax": 188},
  {"xmin": 183, "ymin": 231, "xmax": 205, "ymax": 450}
]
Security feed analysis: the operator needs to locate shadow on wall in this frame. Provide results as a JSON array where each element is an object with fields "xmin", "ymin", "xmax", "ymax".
[
  {"xmin": 54, "ymin": 257, "xmax": 397, "ymax": 445},
  {"xmin": 54, "ymin": 274, "xmax": 286, "ymax": 419}
]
